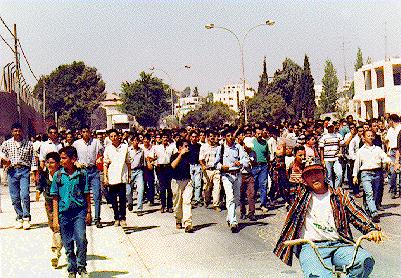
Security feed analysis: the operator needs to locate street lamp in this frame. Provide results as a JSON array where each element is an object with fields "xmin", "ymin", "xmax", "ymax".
[
  {"xmin": 205, "ymin": 20, "xmax": 275, "ymax": 124},
  {"xmin": 149, "ymin": 65, "xmax": 191, "ymax": 118}
]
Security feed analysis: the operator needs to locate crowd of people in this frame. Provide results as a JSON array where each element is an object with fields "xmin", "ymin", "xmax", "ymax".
[{"xmin": 1, "ymin": 113, "xmax": 400, "ymax": 277}]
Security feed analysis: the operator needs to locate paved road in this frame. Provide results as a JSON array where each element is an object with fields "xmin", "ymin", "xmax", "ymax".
[{"xmin": 0, "ymin": 182, "xmax": 400, "ymax": 277}]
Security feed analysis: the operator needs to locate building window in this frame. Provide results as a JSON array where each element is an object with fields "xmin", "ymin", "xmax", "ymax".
[
  {"xmin": 229, "ymin": 97, "xmax": 233, "ymax": 100},
  {"xmin": 377, "ymin": 99, "xmax": 385, "ymax": 117},
  {"xmin": 393, "ymin": 65, "xmax": 401, "ymax": 86},
  {"xmin": 364, "ymin": 70, "xmax": 372, "ymax": 90},
  {"xmin": 375, "ymin": 67, "xmax": 384, "ymax": 88}
]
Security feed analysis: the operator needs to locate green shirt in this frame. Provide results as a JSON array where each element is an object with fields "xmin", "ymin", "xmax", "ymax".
[
  {"xmin": 252, "ymin": 138, "xmax": 269, "ymax": 163},
  {"xmin": 50, "ymin": 168, "xmax": 89, "ymax": 212}
]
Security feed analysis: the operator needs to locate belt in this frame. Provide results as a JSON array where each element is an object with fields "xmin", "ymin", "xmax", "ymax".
[
  {"xmin": 131, "ymin": 166, "xmax": 144, "ymax": 171},
  {"xmin": 255, "ymin": 162, "xmax": 268, "ymax": 165},
  {"xmin": 157, "ymin": 164, "xmax": 170, "ymax": 169},
  {"xmin": 361, "ymin": 168, "xmax": 381, "ymax": 172},
  {"xmin": 223, "ymin": 169, "xmax": 240, "ymax": 175},
  {"xmin": 10, "ymin": 164, "xmax": 29, "ymax": 169}
]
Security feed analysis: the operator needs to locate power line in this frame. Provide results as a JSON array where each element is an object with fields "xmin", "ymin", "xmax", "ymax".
[
  {"xmin": 18, "ymin": 39, "xmax": 38, "ymax": 81},
  {"xmin": 0, "ymin": 32, "xmax": 15, "ymax": 53},
  {"xmin": 0, "ymin": 16, "xmax": 15, "ymax": 37}
]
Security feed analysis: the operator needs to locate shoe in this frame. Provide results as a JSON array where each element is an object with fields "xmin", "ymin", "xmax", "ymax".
[
  {"xmin": 377, "ymin": 205, "xmax": 385, "ymax": 211},
  {"xmin": 137, "ymin": 210, "xmax": 144, "ymax": 217},
  {"xmin": 176, "ymin": 220, "xmax": 182, "ymax": 229},
  {"xmin": 354, "ymin": 193, "xmax": 363, "ymax": 198},
  {"xmin": 260, "ymin": 206, "xmax": 269, "ymax": 213},
  {"xmin": 95, "ymin": 220, "xmax": 103, "ymax": 228},
  {"xmin": 230, "ymin": 223, "xmax": 239, "ymax": 233},
  {"xmin": 167, "ymin": 208, "xmax": 173, "ymax": 213},
  {"xmin": 148, "ymin": 201, "xmax": 155, "ymax": 206},
  {"xmin": 226, "ymin": 220, "xmax": 230, "ymax": 227},
  {"xmin": 68, "ymin": 272, "xmax": 76, "ymax": 278},
  {"xmin": 78, "ymin": 267, "xmax": 89, "ymax": 278},
  {"xmin": 23, "ymin": 219, "xmax": 31, "ymax": 230},
  {"xmin": 191, "ymin": 201, "xmax": 198, "ymax": 208},
  {"xmin": 120, "ymin": 220, "xmax": 127, "ymax": 227},
  {"xmin": 184, "ymin": 225, "xmax": 194, "ymax": 233},
  {"xmin": 160, "ymin": 207, "xmax": 166, "ymax": 213},
  {"xmin": 391, "ymin": 192, "xmax": 397, "ymax": 199},
  {"xmin": 127, "ymin": 204, "xmax": 133, "ymax": 212},
  {"xmin": 372, "ymin": 214, "xmax": 380, "ymax": 223},
  {"xmin": 50, "ymin": 257, "xmax": 59, "ymax": 268},
  {"xmin": 114, "ymin": 220, "xmax": 120, "ymax": 227},
  {"xmin": 15, "ymin": 219, "xmax": 23, "ymax": 229},
  {"xmin": 248, "ymin": 214, "xmax": 256, "ymax": 221},
  {"xmin": 213, "ymin": 206, "xmax": 222, "ymax": 212},
  {"xmin": 240, "ymin": 214, "xmax": 247, "ymax": 220}
]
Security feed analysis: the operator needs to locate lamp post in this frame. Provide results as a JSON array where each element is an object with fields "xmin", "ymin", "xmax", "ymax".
[
  {"xmin": 205, "ymin": 20, "xmax": 275, "ymax": 124},
  {"xmin": 149, "ymin": 65, "xmax": 191, "ymax": 118}
]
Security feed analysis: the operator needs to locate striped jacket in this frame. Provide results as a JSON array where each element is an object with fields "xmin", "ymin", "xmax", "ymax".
[{"xmin": 273, "ymin": 185, "xmax": 380, "ymax": 266}]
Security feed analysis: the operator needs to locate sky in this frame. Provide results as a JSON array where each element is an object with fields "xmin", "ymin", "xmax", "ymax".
[{"xmin": 0, "ymin": 0, "xmax": 400, "ymax": 96}]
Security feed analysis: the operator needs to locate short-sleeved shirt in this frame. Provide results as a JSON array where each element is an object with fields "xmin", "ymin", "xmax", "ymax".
[
  {"xmin": 199, "ymin": 143, "xmax": 219, "ymax": 168},
  {"xmin": 318, "ymin": 133, "xmax": 343, "ymax": 162},
  {"xmin": 252, "ymin": 138, "xmax": 269, "ymax": 163},
  {"xmin": 39, "ymin": 140, "xmax": 62, "ymax": 162},
  {"xmin": 170, "ymin": 153, "xmax": 191, "ymax": 180},
  {"xmin": 73, "ymin": 138, "xmax": 103, "ymax": 167},
  {"xmin": 50, "ymin": 168, "xmax": 89, "ymax": 212}
]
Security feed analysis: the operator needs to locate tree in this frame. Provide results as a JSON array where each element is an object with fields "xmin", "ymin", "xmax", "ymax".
[
  {"xmin": 301, "ymin": 55, "xmax": 316, "ymax": 118},
  {"xmin": 366, "ymin": 56, "xmax": 372, "ymax": 64},
  {"xmin": 206, "ymin": 92, "xmax": 213, "ymax": 103},
  {"xmin": 320, "ymin": 60, "xmax": 339, "ymax": 113},
  {"xmin": 120, "ymin": 72, "xmax": 169, "ymax": 128},
  {"xmin": 192, "ymin": 86, "xmax": 199, "ymax": 97},
  {"xmin": 354, "ymin": 47, "xmax": 364, "ymax": 71},
  {"xmin": 181, "ymin": 102, "xmax": 236, "ymax": 128},
  {"xmin": 182, "ymin": 86, "xmax": 191, "ymax": 98},
  {"xmin": 257, "ymin": 56, "xmax": 269, "ymax": 95},
  {"xmin": 247, "ymin": 93, "xmax": 292, "ymax": 124},
  {"xmin": 33, "ymin": 61, "xmax": 105, "ymax": 130}
]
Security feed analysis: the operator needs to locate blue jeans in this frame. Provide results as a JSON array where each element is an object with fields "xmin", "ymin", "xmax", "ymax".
[
  {"xmin": 299, "ymin": 241, "xmax": 374, "ymax": 278},
  {"xmin": 144, "ymin": 168, "xmax": 155, "ymax": 203},
  {"xmin": 221, "ymin": 173, "xmax": 241, "ymax": 225},
  {"xmin": 388, "ymin": 150, "xmax": 398, "ymax": 194},
  {"xmin": 360, "ymin": 171, "xmax": 381, "ymax": 216},
  {"xmin": 127, "ymin": 169, "xmax": 144, "ymax": 210},
  {"xmin": 190, "ymin": 164, "xmax": 203, "ymax": 202},
  {"xmin": 8, "ymin": 167, "xmax": 31, "ymax": 220},
  {"xmin": 59, "ymin": 207, "xmax": 87, "ymax": 273},
  {"xmin": 252, "ymin": 164, "xmax": 269, "ymax": 207},
  {"xmin": 325, "ymin": 160, "xmax": 343, "ymax": 188},
  {"xmin": 87, "ymin": 167, "xmax": 101, "ymax": 221}
]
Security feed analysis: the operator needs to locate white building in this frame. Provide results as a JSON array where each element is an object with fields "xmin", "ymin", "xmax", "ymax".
[
  {"xmin": 174, "ymin": 96, "xmax": 204, "ymax": 118},
  {"xmin": 352, "ymin": 57, "xmax": 401, "ymax": 119},
  {"xmin": 314, "ymin": 84, "xmax": 323, "ymax": 106},
  {"xmin": 213, "ymin": 83, "xmax": 255, "ymax": 112},
  {"xmin": 101, "ymin": 93, "xmax": 137, "ymax": 130}
]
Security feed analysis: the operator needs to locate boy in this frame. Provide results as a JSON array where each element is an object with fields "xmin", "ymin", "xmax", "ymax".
[{"xmin": 51, "ymin": 146, "xmax": 91, "ymax": 278}]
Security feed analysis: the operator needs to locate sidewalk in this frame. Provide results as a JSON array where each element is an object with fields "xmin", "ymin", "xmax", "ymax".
[{"xmin": 0, "ymin": 183, "xmax": 148, "ymax": 278}]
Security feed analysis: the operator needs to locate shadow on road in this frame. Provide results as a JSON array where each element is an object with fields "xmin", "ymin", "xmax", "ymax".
[
  {"xmin": 382, "ymin": 203, "xmax": 400, "ymax": 209},
  {"xmin": 144, "ymin": 208, "xmax": 161, "ymax": 215},
  {"xmin": 89, "ymin": 270, "xmax": 129, "ymax": 277},
  {"xmin": 29, "ymin": 222, "xmax": 49, "ymax": 230},
  {"xmin": 123, "ymin": 225, "xmax": 159, "ymax": 235},
  {"xmin": 379, "ymin": 212, "xmax": 401, "ymax": 218},
  {"xmin": 192, "ymin": 222, "xmax": 217, "ymax": 232},
  {"xmin": 238, "ymin": 221, "xmax": 268, "ymax": 232},
  {"xmin": 87, "ymin": 254, "xmax": 110, "ymax": 261},
  {"xmin": 255, "ymin": 213, "xmax": 276, "ymax": 220}
]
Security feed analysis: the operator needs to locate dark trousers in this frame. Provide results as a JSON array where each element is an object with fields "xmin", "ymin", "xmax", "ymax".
[
  {"xmin": 59, "ymin": 207, "xmax": 87, "ymax": 273},
  {"xmin": 156, "ymin": 167, "xmax": 172, "ymax": 209},
  {"xmin": 144, "ymin": 168, "xmax": 155, "ymax": 203},
  {"xmin": 240, "ymin": 174, "xmax": 255, "ymax": 215},
  {"xmin": 109, "ymin": 183, "xmax": 126, "ymax": 220},
  {"xmin": 269, "ymin": 168, "xmax": 289, "ymax": 203},
  {"xmin": 347, "ymin": 160, "xmax": 360, "ymax": 195}
]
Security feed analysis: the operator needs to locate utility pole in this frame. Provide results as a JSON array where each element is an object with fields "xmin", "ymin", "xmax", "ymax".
[{"xmin": 13, "ymin": 23, "xmax": 21, "ymax": 123}]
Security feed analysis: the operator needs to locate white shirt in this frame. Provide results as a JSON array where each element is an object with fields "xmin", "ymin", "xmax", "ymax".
[
  {"xmin": 39, "ymin": 140, "xmax": 62, "ymax": 161},
  {"xmin": 302, "ymin": 191, "xmax": 339, "ymax": 241},
  {"xmin": 150, "ymin": 143, "xmax": 176, "ymax": 165},
  {"xmin": 267, "ymin": 137, "xmax": 277, "ymax": 161},
  {"xmin": 385, "ymin": 125, "xmax": 401, "ymax": 149},
  {"xmin": 199, "ymin": 143, "xmax": 219, "ymax": 168},
  {"xmin": 353, "ymin": 144, "xmax": 392, "ymax": 176},
  {"xmin": 348, "ymin": 136, "xmax": 361, "ymax": 161},
  {"xmin": 103, "ymin": 143, "xmax": 129, "ymax": 185}
]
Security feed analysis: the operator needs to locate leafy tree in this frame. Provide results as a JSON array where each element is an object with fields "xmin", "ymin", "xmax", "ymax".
[
  {"xmin": 301, "ymin": 55, "xmax": 316, "ymax": 118},
  {"xmin": 366, "ymin": 56, "xmax": 372, "ymax": 64},
  {"xmin": 206, "ymin": 92, "xmax": 213, "ymax": 103},
  {"xmin": 120, "ymin": 72, "xmax": 169, "ymax": 128},
  {"xmin": 257, "ymin": 56, "xmax": 269, "ymax": 95},
  {"xmin": 181, "ymin": 102, "xmax": 236, "ymax": 128},
  {"xmin": 192, "ymin": 86, "xmax": 199, "ymax": 97},
  {"xmin": 247, "ymin": 93, "xmax": 292, "ymax": 124},
  {"xmin": 33, "ymin": 61, "xmax": 105, "ymax": 130},
  {"xmin": 354, "ymin": 47, "xmax": 364, "ymax": 71},
  {"xmin": 320, "ymin": 60, "xmax": 339, "ymax": 113}
]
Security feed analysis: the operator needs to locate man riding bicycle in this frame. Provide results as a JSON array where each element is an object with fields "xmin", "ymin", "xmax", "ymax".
[{"xmin": 274, "ymin": 157, "xmax": 384, "ymax": 277}]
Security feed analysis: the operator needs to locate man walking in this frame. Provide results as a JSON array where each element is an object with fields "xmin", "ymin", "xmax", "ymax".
[
  {"xmin": 0, "ymin": 123, "xmax": 37, "ymax": 229},
  {"xmin": 127, "ymin": 135, "xmax": 145, "ymax": 216},
  {"xmin": 188, "ymin": 131, "xmax": 203, "ymax": 207},
  {"xmin": 73, "ymin": 125, "xmax": 103, "ymax": 228}
]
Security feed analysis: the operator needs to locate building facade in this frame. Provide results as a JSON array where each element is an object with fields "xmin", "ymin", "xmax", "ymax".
[
  {"xmin": 352, "ymin": 57, "xmax": 401, "ymax": 119},
  {"xmin": 100, "ymin": 93, "xmax": 137, "ymax": 130},
  {"xmin": 174, "ymin": 96, "xmax": 204, "ymax": 118},
  {"xmin": 213, "ymin": 82, "xmax": 255, "ymax": 113}
]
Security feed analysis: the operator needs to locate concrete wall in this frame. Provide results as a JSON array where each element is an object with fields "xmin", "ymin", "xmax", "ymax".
[{"xmin": 0, "ymin": 91, "xmax": 45, "ymax": 141}]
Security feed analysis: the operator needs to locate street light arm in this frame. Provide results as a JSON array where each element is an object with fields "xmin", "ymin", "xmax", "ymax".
[
  {"xmin": 243, "ymin": 23, "xmax": 269, "ymax": 44},
  {"xmin": 211, "ymin": 25, "xmax": 242, "ymax": 51}
]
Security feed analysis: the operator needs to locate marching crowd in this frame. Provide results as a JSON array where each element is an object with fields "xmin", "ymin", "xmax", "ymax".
[{"xmin": 1, "ymin": 113, "xmax": 400, "ymax": 278}]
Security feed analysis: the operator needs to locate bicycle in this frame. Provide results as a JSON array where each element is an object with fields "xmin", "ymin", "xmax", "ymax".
[{"xmin": 283, "ymin": 234, "xmax": 373, "ymax": 278}]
